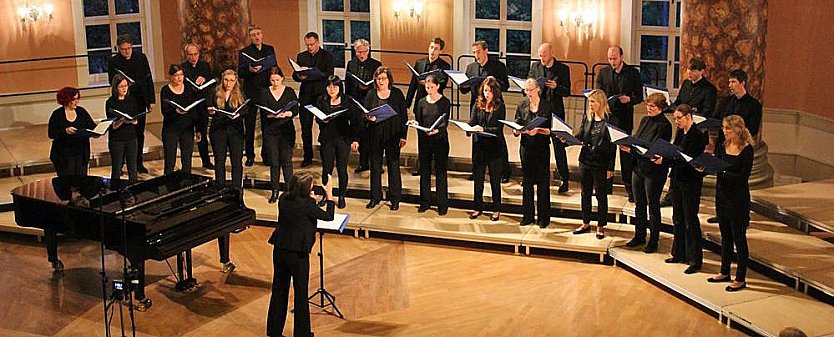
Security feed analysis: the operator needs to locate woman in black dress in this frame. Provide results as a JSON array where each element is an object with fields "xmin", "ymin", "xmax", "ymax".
[
  {"xmin": 707, "ymin": 115, "xmax": 754, "ymax": 292},
  {"xmin": 513, "ymin": 78, "xmax": 551, "ymax": 228},
  {"xmin": 623, "ymin": 92, "xmax": 673, "ymax": 253},
  {"xmin": 409, "ymin": 74, "xmax": 450, "ymax": 215},
  {"xmin": 315, "ymin": 75, "xmax": 360, "ymax": 209},
  {"xmin": 260, "ymin": 66, "xmax": 298, "ymax": 203},
  {"xmin": 468, "ymin": 76, "xmax": 507, "ymax": 221},
  {"xmin": 570, "ymin": 89, "xmax": 615, "ymax": 239},
  {"xmin": 266, "ymin": 172, "xmax": 334, "ymax": 337},
  {"xmin": 363, "ymin": 66, "xmax": 407, "ymax": 210},
  {"xmin": 105, "ymin": 74, "xmax": 140, "ymax": 183},
  {"xmin": 160, "ymin": 64, "xmax": 199, "ymax": 174}
]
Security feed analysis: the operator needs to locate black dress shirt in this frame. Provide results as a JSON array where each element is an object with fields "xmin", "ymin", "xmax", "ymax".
[
  {"xmin": 632, "ymin": 113, "xmax": 673, "ymax": 177},
  {"xmin": 107, "ymin": 52, "xmax": 155, "ymax": 108},
  {"xmin": 293, "ymin": 48, "xmax": 335, "ymax": 104},
  {"xmin": 414, "ymin": 95, "xmax": 451, "ymax": 139},
  {"xmin": 159, "ymin": 85, "xmax": 198, "ymax": 131},
  {"xmin": 673, "ymin": 77, "xmax": 717, "ymax": 118},
  {"xmin": 237, "ymin": 43, "xmax": 276, "ymax": 96},
  {"xmin": 596, "ymin": 63, "xmax": 643, "ymax": 133},
  {"xmin": 259, "ymin": 87, "xmax": 298, "ymax": 137},
  {"xmin": 182, "ymin": 59, "xmax": 215, "ymax": 98},
  {"xmin": 210, "ymin": 97, "xmax": 248, "ymax": 133},
  {"xmin": 463, "ymin": 56, "xmax": 509, "ymax": 107},
  {"xmin": 528, "ymin": 60, "xmax": 571, "ymax": 118},
  {"xmin": 670, "ymin": 127, "xmax": 707, "ymax": 183},
  {"xmin": 269, "ymin": 196, "xmax": 335, "ymax": 253},
  {"xmin": 514, "ymin": 98, "xmax": 552, "ymax": 148},
  {"xmin": 406, "ymin": 57, "xmax": 452, "ymax": 109},
  {"xmin": 363, "ymin": 88, "xmax": 408, "ymax": 143},
  {"xmin": 105, "ymin": 96, "xmax": 140, "ymax": 141},
  {"xmin": 345, "ymin": 57, "xmax": 382, "ymax": 101},
  {"xmin": 716, "ymin": 93, "xmax": 762, "ymax": 136},
  {"xmin": 48, "ymin": 106, "xmax": 96, "ymax": 161},
  {"xmin": 315, "ymin": 96, "xmax": 361, "ymax": 144}
]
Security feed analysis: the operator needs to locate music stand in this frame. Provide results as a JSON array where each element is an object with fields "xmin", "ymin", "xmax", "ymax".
[{"xmin": 308, "ymin": 213, "xmax": 349, "ymax": 319}]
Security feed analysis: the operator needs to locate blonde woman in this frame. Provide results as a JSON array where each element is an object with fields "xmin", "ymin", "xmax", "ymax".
[
  {"xmin": 513, "ymin": 78, "xmax": 551, "ymax": 227},
  {"xmin": 570, "ymin": 89, "xmax": 615, "ymax": 239},
  {"xmin": 707, "ymin": 115, "xmax": 754, "ymax": 292}
]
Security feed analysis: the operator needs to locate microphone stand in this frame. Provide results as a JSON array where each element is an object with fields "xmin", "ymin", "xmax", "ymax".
[
  {"xmin": 117, "ymin": 182, "xmax": 137, "ymax": 337},
  {"xmin": 96, "ymin": 177, "xmax": 112, "ymax": 337}
]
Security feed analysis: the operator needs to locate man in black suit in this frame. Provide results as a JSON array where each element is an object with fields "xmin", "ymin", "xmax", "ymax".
[
  {"xmin": 463, "ymin": 41, "xmax": 510, "ymax": 182},
  {"xmin": 266, "ymin": 173, "xmax": 334, "ymax": 337},
  {"xmin": 293, "ymin": 32, "xmax": 335, "ymax": 167},
  {"xmin": 529, "ymin": 43, "xmax": 571, "ymax": 192},
  {"xmin": 674, "ymin": 57, "xmax": 717, "ymax": 118},
  {"xmin": 107, "ymin": 34, "xmax": 155, "ymax": 174},
  {"xmin": 238, "ymin": 25, "xmax": 276, "ymax": 167},
  {"xmin": 405, "ymin": 37, "xmax": 451, "ymax": 176},
  {"xmin": 345, "ymin": 38, "xmax": 382, "ymax": 173},
  {"xmin": 597, "ymin": 45, "xmax": 643, "ymax": 202},
  {"xmin": 182, "ymin": 43, "xmax": 215, "ymax": 170},
  {"xmin": 716, "ymin": 69, "xmax": 762, "ymax": 138}
]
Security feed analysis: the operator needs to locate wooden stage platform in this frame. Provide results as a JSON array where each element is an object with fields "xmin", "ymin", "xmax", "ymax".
[{"xmin": 0, "ymin": 122, "xmax": 833, "ymax": 336}]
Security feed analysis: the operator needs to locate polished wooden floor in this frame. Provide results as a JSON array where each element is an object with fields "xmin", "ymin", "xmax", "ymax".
[{"xmin": 0, "ymin": 224, "xmax": 746, "ymax": 337}]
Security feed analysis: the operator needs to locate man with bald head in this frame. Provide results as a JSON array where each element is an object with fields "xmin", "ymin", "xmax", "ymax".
[
  {"xmin": 529, "ymin": 43, "xmax": 571, "ymax": 192},
  {"xmin": 597, "ymin": 45, "xmax": 643, "ymax": 202},
  {"xmin": 182, "ymin": 43, "xmax": 215, "ymax": 169}
]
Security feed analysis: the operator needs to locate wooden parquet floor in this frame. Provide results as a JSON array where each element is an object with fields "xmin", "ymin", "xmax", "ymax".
[{"xmin": 0, "ymin": 225, "xmax": 745, "ymax": 337}]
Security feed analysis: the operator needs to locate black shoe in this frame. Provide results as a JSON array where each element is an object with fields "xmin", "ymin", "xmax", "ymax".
[
  {"xmin": 417, "ymin": 205, "xmax": 429, "ymax": 213},
  {"xmin": 627, "ymin": 194, "xmax": 635, "ymax": 203},
  {"xmin": 665, "ymin": 257, "xmax": 685, "ymax": 264},
  {"xmin": 595, "ymin": 227, "xmax": 605, "ymax": 239},
  {"xmin": 642, "ymin": 241, "xmax": 658, "ymax": 253},
  {"xmin": 707, "ymin": 275, "xmax": 732, "ymax": 283},
  {"xmin": 706, "ymin": 216, "xmax": 719, "ymax": 224},
  {"xmin": 625, "ymin": 238, "xmax": 646, "ymax": 247},
  {"xmin": 354, "ymin": 165, "xmax": 369, "ymax": 173},
  {"xmin": 245, "ymin": 158, "xmax": 255, "ymax": 167},
  {"xmin": 725, "ymin": 282, "xmax": 746, "ymax": 292},
  {"xmin": 467, "ymin": 174, "xmax": 474, "ymax": 181},
  {"xmin": 138, "ymin": 165, "xmax": 149, "ymax": 174},
  {"xmin": 337, "ymin": 196, "xmax": 346, "ymax": 209},
  {"xmin": 469, "ymin": 210, "xmax": 482, "ymax": 219},
  {"xmin": 268, "ymin": 190, "xmax": 279, "ymax": 204},
  {"xmin": 573, "ymin": 224, "xmax": 591, "ymax": 234},
  {"xmin": 366, "ymin": 200, "xmax": 379, "ymax": 209},
  {"xmin": 437, "ymin": 208, "xmax": 448, "ymax": 216},
  {"xmin": 519, "ymin": 218, "xmax": 535, "ymax": 226},
  {"xmin": 411, "ymin": 168, "xmax": 420, "ymax": 176},
  {"xmin": 659, "ymin": 194, "xmax": 672, "ymax": 207},
  {"xmin": 301, "ymin": 160, "xmax": 312, "ymax": 168},
  {"xmin": 203, "ymin": 162, "xmax": 215, "ymax": 170},
  {"xmin": 490, "ymin": 211, "xmax": 500, "ymax": 221},
  {"xmin": 501, "ymin": 176, "xmax": 510, "ymax": 183},
  {"xmin": 684, "ymin": 265, "xmax": 702, "ymax": 274},
  {"xmin": 389, "ymin": 202, "xmax": 399, "ymax": 211},
  {"xmin": 558, "ymin": 181, "xmax": 569, "ymax": 193}
]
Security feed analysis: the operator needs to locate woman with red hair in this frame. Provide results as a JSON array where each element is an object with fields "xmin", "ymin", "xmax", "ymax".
[{"xmin": 48, "ymin": 86, "xmax": 97, "ymax": 176}]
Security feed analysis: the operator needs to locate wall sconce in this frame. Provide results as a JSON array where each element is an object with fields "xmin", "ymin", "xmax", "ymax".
[
  {"xmin": 557, "ymin": 2, "xmax": 596, "ymax": 36},
  {"xmin": 393, "ymin": 0, "xmax": 424, "ymax": 20},
  {"xmin": 18, "ymin": 3, "xmax": 54, "ymax": 23}
]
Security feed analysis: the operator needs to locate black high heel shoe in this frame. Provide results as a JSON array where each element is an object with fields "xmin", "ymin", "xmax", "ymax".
[
  {"xmin": 268, "ymin": 190, "xmax": 279, "ymax": 204},
  {"xmin": 469, "ymin": 210, "xmax": 483, "ymax": 219},
  {"xmin": 572, "ymin": 224, "xmax": 591, "ymax": 235},
  {"xmin": 337, "ymin": 196, "xmax": 346, "ymax": 209},
  {"xmin": 366, "ymin": 200, "xmax": 379, "ymax": 209}
]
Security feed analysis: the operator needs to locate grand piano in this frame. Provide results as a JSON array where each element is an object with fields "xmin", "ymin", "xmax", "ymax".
[{"xmin": 10, "ymin": 172, "xmax": 256, "ymax": 311}]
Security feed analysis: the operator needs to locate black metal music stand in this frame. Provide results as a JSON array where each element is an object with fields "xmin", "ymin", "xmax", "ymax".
[{"xmin": 307, "ymin": 229, "xmax": 344, "ymax": 319}]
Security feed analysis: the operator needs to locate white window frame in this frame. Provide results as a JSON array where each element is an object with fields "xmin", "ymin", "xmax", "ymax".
[
  {"xmin": 317, "ymin": 0, "xmax": 372, "ymax": 69},
  {"xmin": 80, "ymin": 0, "xmax": 152, "ymax": 86},
  {"xmin": 632, "ymin": 0, "xmax": 683, "ymax": 91},
  {"xmin": 467, "ymin": 0, "xmax": 541, "ymax": 78}
]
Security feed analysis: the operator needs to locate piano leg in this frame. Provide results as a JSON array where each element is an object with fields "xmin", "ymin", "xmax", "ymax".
[
  {"xmin": 44, "ymin": 228, "xmax": 63, "ymax": 273},
  {"xmin": 175, "ymin": 250, "xmax": 198, "ymax": 291},
  {"xmin": 218, "ymin": 234, "xmax": 236, "ymax": 274},
  {"xmin": 185, "ymin": 249, "xmax": 197, "ymax": 288},
  {"xmin": 130, "ymin": 261, "xmax": 153, "ymax": 311}
]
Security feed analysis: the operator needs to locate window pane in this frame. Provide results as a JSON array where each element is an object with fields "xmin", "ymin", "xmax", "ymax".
[
  {"xmin": 85, "ymin": 24, "xmax": 111, "ymax": 49},
  {"xmin": 83, "ymin": 0, "xmax": 108, "ymax": 17},
  {"xmin": 640, "ymin": 35, "xmax": 668, "ymax": 61},
  {"xmin": 507, "ymin": 0, "xmax": 532, "ymax": 21},
  {"xmin": 674, "ymin": 63, "xmax": 680, "ymax": 88},
  {"xmin": 640, "ymin": 62, "xmax": 667, "ymax": 88},
  {"xmin": 506, "ymin": 30, "xmax": 531, "ymax": 54},
  {"xmin": 323, "ymin": 20, "xmax": 345, "ymax": 43},
  {"xmin": 506, "ymin": 55, "xmax": 531, "ymax": 78},
  {"xmin": 117, "ymin": 22, "xmax": 142, "ymax": 46},
  {"xmin": 475, "ymin": 0, "xmax": 500, "ymax": 20},
  {"xmin": 674, "ymin": 36, "xmax": 680, "ymax": 62},
  {"xmin": 87, "ymin": 50, "xmax": 111, "ymax": 75},
  {"xmin": 641, "ymin": 1, "xmax": 670, "ymax": 27},
  {"xmin": 322, "ymin": 0, "xmax": 344, "ymax": 12},
  {"xmin": 324, "ymin": 44, "xmax": 345, "ymax": 68},
  {"xmin": 350, "ymin": 21, "xmax": 370, "ymax": 44},
  {"xmin": 676, "ymin": 1, "xmax": 682, "ymax": 28},
  {"xmin": 115, "ymin": 0, "xmax": 140, "ymax": 15},
  {"xmin": 350, "ymin": 0, "xmax": 370, "ymax": 13},
  {"xmin": 475, "ymin": 28, "xmax": 500, "ymax": 53}
]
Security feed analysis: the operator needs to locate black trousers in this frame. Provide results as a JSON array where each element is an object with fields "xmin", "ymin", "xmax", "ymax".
[
  {"xmin": 300, "ymin": 109, "xmax": 314, "ymax": 163},
  {"xmin": 210, "ymin": 127, "xmax": 244, "ymax": 190},
  {"xmin": 52, "ymin": 154, "xmax": 88, "ymax": 177},
  {"xmin": 718, "ymin": 213, "xmax": 749, "ymax": 282},
  {"xmin": 109, "ymin": 138, "xmax": 138, "ymax": 183},
  {"xmin": 162, "ymin": 127, "xmax": 194, "ymax": 174},
  {"xmin": 418, "ymin": 135, "xmax": 449, "ymax": 211},
  {"xmin": 320, "ymin": 137, "xmax": 350, "ymax": 197},
  {"xmin": 670, "ymin": 179, "xmax": 704, "ymax": 266},
  {"xmin": 197, "ymin": 120, "xmax": 211, "ymax": 165},
  {"xmin": 369, "ymin": 137, "xmax": 402, "ymax": 203},
  {"xmin": 521, "ymin": 145, "xmax": 550, "ymax": 224},
  {"xmin": 135, "ymin": 115, "xmax": 146, "ymax": 167},
  {"xmin": 580, "ymin": 165, "xmax": 608, "ymax": 227},
  {"xmin": 264, "ymin": 133, "xmax": 294, "ymax": 192},
  {"xmin": 358, "ymin": 129, "xmax": 370, "ymax": 168},
  {"xmin": 632, "ymin": 170, "xmax": 667, "ymax": 243},
  {"xmin": 243, "ymin": 105, "xmax": 258, "ymax": 160},
  {"xmin": 551, "ymin": 138, "xmax": 570, "ymax": 182},
  {"xmin": 611, "ymin": 148, "xmax": 633, "ymax": 195},
  {"xmin": 266, "ymin": 248, "xmax": 311, "ymax": 337},
  {"xmin": 473, "ymin": 147, "xmax": 503, "ymax": 212}
]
